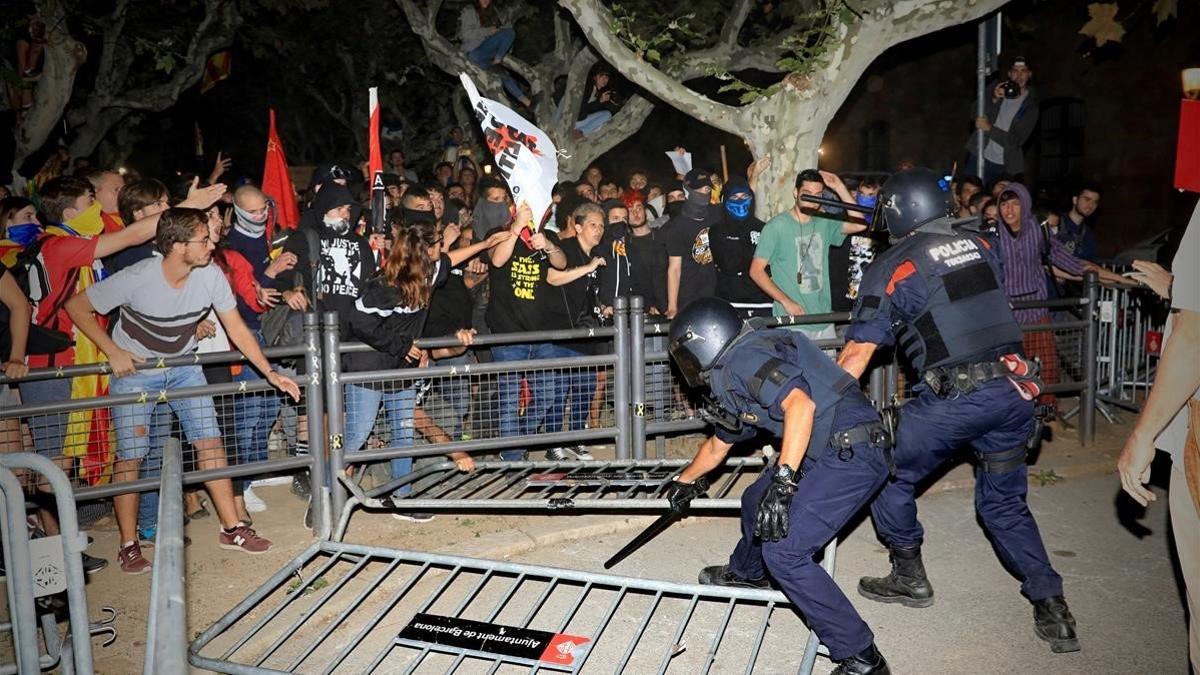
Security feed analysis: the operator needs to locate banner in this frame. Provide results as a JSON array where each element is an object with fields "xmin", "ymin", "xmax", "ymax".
[
  {"xmin": 460, "ymin": 73, "xmax": 558, "ymax": 228},
  {"xmin": 368, "ymin": 87, "xmax": 386, "ymax": 241}
]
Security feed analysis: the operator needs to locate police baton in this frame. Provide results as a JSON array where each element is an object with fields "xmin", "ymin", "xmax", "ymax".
[{"xmin": 603, "ymin": 508, "xmax": 685, "ymax": 569}]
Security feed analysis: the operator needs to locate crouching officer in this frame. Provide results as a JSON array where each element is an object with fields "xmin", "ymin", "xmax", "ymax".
[
  {"xmin": 667, "ymin": 297, "xmax": 892, "ymax": 675},
  {"xmin": 836, "ymin": 168, "xmax": 1079, "ymax": 653}
]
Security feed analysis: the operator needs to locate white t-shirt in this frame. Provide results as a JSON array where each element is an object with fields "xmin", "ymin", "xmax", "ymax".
[
  {"xmin": 87, "ymin": 257, "xmax": 236, "ymax": 360},
  {"xmin": 1155, "ymin": 203, "xmax": 1200, "ymax": 463}
]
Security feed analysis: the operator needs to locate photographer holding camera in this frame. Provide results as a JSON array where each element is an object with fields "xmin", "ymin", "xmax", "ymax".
[
  {"xmin": 573, "ymin": 68, "xmax": 623, "ymax": 139},
  {"xmin": 965, "ymin": 56, "xmax": 1039, "ymax": 185}
]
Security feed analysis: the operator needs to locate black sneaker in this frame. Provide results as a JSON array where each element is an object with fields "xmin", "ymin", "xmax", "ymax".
[
  {"xmin": 82, "ymin": 552, "xmax": 109, "ymax": 574},
  {"xmin": 698, "ymin": 565, "xmax": 769, "ymax": 589},
  {"xmin": 291, "ymin": 471, "xmax": 311, "ymax": 501}
]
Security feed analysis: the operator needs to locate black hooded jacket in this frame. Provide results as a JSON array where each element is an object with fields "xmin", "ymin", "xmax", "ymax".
[
  {"xmin": 709, "ymin": 180, "xmax": 771, "ymax": 305},
  {"xmin": 281, "ymin": 183, "xmax": 375, "ymax": 336}
]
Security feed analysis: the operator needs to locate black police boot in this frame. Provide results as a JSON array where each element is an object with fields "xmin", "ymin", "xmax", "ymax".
[
  {"xmin": 697, "ymin": 565, "xmax": 770, "ymax": 590},
  {"xmin": 1033, "ymin": 595, "xmax": 1080, "ymax": 653},
  {"xmin": 857, "ymin": 545, "xmax": 934, "ymax": 608},
  {"xmin": 831, "ymin": 643, "xmax": 890, "ymax": 675}
]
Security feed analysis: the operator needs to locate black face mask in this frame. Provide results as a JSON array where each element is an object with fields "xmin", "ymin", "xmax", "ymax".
[
  {"xmin": 608, "ymin": 220, "xmax": 628, "ymax": 230},
  {"xmin": 664, "ymin": 201, "xmax": 685, "ymax": 218}
]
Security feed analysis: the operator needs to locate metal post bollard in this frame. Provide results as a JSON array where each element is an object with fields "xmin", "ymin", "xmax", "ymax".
[
  {"xmin": 1081, "ymin": 272, "xmax": 1099, "ymax": 445},
  {"xmin": 322, "ymin": 312, "xmax": 348, "ymax": 529},
  {"xmin": 629, "ymin": 296, "xmax": 647, "ymax": 460},
  {"xmin": 613, "ymin": 297, "xmax": 632, "ymax": 460},
  {"xmin": 303, "ymin": 313, "xmax": 329, "ymax": 536}
]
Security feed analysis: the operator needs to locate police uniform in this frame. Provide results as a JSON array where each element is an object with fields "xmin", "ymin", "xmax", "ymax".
[
  {"xmin": 848, "ymin": 227, "xmax": 1065, "ymax": 602},
  {"xmin": 707, "ymin": 328, "xmax": 890, "ymax": 662}
]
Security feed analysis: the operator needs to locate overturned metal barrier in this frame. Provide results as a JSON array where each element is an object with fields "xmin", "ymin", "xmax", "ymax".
[
  {"xmin": 0, "ymin": 454, "xmax": 95, "ymax": 674},
  {"xmin": 332, "ymin": 458, "xmax": 766, "ymax": 541},
  {"xmin": 189, "ymin": 540, "xmax": 833, "ymax": 674}
]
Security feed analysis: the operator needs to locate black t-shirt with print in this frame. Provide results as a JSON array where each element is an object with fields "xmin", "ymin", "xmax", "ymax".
[
  {"xmin": 484, "ymin": 227, "xmax": 555, "ymax": 334},
  {"xmin": 423, "ymin": 265, "xmax": 474, "ymax": 338},
  {"xmin": 664, "ymin": 208, "xmax": 720, "ymax": 310}
]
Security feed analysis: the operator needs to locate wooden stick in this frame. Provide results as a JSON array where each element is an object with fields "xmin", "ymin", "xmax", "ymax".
[{"xmin": 720, "ymin": 144, "xmax": 729, "ymax": 182}]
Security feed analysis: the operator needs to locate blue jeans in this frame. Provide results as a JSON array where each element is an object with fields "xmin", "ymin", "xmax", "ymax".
[
  {"xmin": 344, "ymin": 384, "xmax": 415, "ymax": 497},
  {"xmin": 543, "ymin": 345, "xmax": 594, "ymax": 434},
  {"xmin": 428, "ymin": 353, "xmax": 473, "ymax": 441},
  {"xmin": 490, "ymin": 343, "xmax": 559, "ymax": 460},
  {"xmin": 233, "ymin": 359, "xmax": 281, "ymax": 490},
  {"xmin": 574, "ymin": 110, "xmax": 612, "ymax": 136},
  {"xmin": 467, "ymin": 27, "xmax": 528, "ymax": 102},
  {"xmin": 136, "ymin": 406, "xmax": 175, "ymax": 538},
  {"xmin": 109, "ymin": 366, "xmax": 219, "ymax": 460},
  {"xmin": 17, "ymin": 377, "xmax": 71, "ymax": 459}
]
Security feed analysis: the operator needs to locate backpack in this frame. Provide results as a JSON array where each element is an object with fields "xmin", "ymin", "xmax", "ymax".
[
  {"xmin": 0, "ymin": 238, "xmax": 73, "ymax": 360},
  {"xmin": 260, "ymin": 227, "xmax": 322, "ymax": 348}
]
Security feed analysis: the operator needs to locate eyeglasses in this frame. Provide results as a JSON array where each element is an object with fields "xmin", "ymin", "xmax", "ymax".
[{"xmin": 184, "ymin": 237, "xmax": 213, "ymax": 246}]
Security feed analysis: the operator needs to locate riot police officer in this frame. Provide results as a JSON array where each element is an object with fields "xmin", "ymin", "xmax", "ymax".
[
  {"xmin": 837, "ymin": 168, "xmax": 1079, "ymax": 653},
  {"xmin": 667, "ymin": 298, "xmax": 893, "ymax": 675}
]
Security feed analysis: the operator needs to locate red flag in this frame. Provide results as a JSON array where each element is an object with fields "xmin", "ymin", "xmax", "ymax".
[
  {"xmin": 368, "ymin": 87, "xmax": 386, "ymax": 238},
  {"xmin": 1175, "ymin": 99, "xmax": 1200, "ymax": 193},
  {"xmin": 262, "ymin": 109, "xmax": 300, "ymax": 230}
]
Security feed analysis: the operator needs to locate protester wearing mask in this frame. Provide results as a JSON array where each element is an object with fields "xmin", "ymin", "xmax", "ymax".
[
  {"xmin": 709, "ymin": 179, "xmax": 772, "ymax": 319},
  {"xmin": 664, "ymin": 170, "xmax": 722, "ymax": 319},
  {"xmin": 1, "ymin": 197, "xmax": 40, "ymax": 252},
  {"xmin": 829, "ymin": 177, "xmax": 884, "ymax": 315}
]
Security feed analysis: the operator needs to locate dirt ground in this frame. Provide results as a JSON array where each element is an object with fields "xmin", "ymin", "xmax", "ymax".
[{"xmin": 4, "ymin": 407, "xmax": 1138, "ymax": 673}]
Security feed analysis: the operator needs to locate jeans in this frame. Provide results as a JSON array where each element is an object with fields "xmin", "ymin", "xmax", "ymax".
[
  {"xmin": 427, "ymin": 353, "xmax": 473, "ymax": 441},
  {"xmin": 490, "ymin": 343, "xmax": 559, "ymax": 460},
  {"xmin": 467, "ymin": 27, "xmax": 528, "ymax": 102},
  {"xmin": 109, "ymin": 366, "xmax": 219, "ymax": 460},
  {"xmin": 233, "ymin": 371, "xmax": 281, "ymax": 490},
  {"xmin": 574, "ymin": 110, "xmax": 612, "ymax": 136},
  {"xmin": 17, "ymin": 377, "xmax": 71, "ymax": 459},
  {"xmin": 344, "ymin": 384, "xmax": 416, "ymax": 497},
  {"xmin": 543, "ymin": 345, "xmax": 594, "ymax": 434},
  {"xmin": 136, "ymin": 407, "xmax": 175, "ymax": 538}
]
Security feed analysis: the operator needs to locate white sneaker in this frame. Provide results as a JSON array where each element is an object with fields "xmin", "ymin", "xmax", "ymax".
[
  {"xmin": 569, "ymin": 445, "xmax": 595, "ymax": 461},
  {"xmin": 250, "ymin": 476, "xmax": 291, "ymax": 487},
  {"xmin": 242, "ymin": 487, "xmax": 268, "ymax": 513}
]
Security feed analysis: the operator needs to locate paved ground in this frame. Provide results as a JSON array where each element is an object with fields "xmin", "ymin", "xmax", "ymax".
[
  {"xmin": 505, "ymin": 470, "xmax": 1189, "ymax": 674},
  {"xmin": 5, "ymin": 415, "xmax": 1192, "ymax": 673}
]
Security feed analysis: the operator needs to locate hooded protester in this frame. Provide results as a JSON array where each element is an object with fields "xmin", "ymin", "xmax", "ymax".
[
  {"xmin": 664, "ymin": 169, "xmax": 722, "ymax": 318},
  {"xmin": 709, "ymin": 178, "xmax": 772, "ymax": 319},
  {"xmin": 281, "ymin": 182, "xmax": 375, "ymax": 336}
]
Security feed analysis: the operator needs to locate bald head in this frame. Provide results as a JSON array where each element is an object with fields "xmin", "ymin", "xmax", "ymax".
[{"xmin": 233, "ymin": 185, "xmax": 266, "ymax": 210}]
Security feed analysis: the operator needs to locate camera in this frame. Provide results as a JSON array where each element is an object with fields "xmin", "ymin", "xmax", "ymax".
[{"xmin": 1000, "ymin": 80, "xmax": 1021, "ymax": 99}]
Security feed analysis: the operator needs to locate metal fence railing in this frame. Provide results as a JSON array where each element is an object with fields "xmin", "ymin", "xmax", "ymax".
[
  {"xmin": 1094, "ymin": 276, "xmax": 1168, "ymax": 416},
  {"xmin": 188, "ymin": 539, "xmax": 836, "ymax": 674},
  {"xmin": 0, "ymin": 453, "xmax": 95, "ymax": 674}
]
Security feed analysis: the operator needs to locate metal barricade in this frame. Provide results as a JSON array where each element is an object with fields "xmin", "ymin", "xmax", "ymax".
[
  {"xmin": 0, "ymin": 453, "xmax": 94, "ymax": 674},
  {"xmin": 1094, "ymin": 274, "xmax": 1167, "ymax": 414},
  {"xmin": 324, "ymin": 296, "xmax": 633, "ymax": 536},
  {"xmin": 189, "ymin": 539, "xmax": 835, "ymax": 674},
  {"xmin": 142, "ymin": 437, "xmax": 187, "ymax": 674},
  {"xmin": 0, "ymin": 313, "xmax": 331, "ymax": 535}
]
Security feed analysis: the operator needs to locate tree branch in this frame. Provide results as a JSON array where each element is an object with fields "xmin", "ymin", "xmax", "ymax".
[
  {"xmin": 718, "ymin": 0, "xmax": 754, "ymax": 48},
  {"xmin": 558, "ymin": 0, "xmax": 743, "ymax": 136}
]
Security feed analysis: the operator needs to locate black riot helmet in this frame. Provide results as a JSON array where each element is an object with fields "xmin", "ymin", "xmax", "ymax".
[
  {"xmin": 879, "ymin": 168, "xmax": 954, "ymax": 238},
  {"xmin": 668, "ymin": 298, "xmax": 746, "ymax": 389}
]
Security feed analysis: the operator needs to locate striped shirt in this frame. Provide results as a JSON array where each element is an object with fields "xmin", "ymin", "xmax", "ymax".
[{"xmin": 996, "ymin": 221, "xmax": 1085, "ymax": 324}]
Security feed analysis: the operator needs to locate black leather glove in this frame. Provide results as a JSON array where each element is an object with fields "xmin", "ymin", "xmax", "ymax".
[
  {"xmin": 665, "ymin": 476, "xmax": 709, "ymax": 514},
  {"xmin": 754, "ymin": 466, "xmax": 799, "ymax": 542}
]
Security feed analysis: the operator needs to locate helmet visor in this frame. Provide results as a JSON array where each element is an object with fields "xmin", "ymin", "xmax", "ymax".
[{"xmin": 669, "ymin": 342, "xmax": 707, "ymax": 390}]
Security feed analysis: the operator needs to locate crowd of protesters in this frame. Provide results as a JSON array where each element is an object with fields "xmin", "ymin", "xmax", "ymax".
[{"xmin": 0, "ymin": 50, "xmax": 1150, "ymax": 582}]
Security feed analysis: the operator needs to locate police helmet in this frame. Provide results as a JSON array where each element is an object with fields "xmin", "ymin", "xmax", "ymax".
[
  {"xmin": 668, "ymin": 298, "xmax": 745, "ymax": 389},
  {"xmin": 879, "ymin": 168, "xmax": 953, "ymax": 237}
]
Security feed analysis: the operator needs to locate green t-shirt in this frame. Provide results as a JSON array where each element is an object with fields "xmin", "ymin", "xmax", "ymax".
[{"xmin": 755, "ymin": 211, "xmax": 847, "ymax": 334}]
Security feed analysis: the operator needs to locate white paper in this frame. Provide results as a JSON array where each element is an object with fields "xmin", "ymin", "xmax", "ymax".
[{"xmin": 665, "ymin": 150, "xmax": 692, "ymax": 177}]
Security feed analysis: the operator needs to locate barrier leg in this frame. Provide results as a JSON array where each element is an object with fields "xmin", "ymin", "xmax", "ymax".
[
  {"xmin": 304, "ymin": 313, "xmax": 329, "ymax": 537},
  {"xmin": 323, "ymin": 311, "xmax": 348, "ymax": 533}
]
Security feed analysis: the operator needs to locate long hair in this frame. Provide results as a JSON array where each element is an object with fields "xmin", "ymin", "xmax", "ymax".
[
  {"xmin": 475, "ymin": 0, "xmax": 500, "ymax": 27},
  {"xmin": 381, "ymin": 220, "xmax": 439, "ymax": 309}
]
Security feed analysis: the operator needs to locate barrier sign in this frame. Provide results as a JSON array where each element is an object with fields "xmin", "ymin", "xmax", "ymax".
[
  {"xmin": 398, "ymin": 613, "xmax": 590, "ymax": 668},
  {"xmin": 1145, "ymin": 330, "xmax": 1163, "ymax": 356}
]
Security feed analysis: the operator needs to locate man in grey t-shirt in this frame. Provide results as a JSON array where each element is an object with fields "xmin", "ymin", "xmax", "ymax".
[{"xmin": 68, "ymin": 207, "xmax": 300, "ymax": 574}]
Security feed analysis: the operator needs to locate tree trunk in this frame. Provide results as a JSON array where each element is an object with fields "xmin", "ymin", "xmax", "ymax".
[
  {"xmin": 12, "ymin": 0, "xmax": 81, "ymax": 176},
  {"xmin": 740, "ymin": 85, "xmax": 834, "ymax": 219}
]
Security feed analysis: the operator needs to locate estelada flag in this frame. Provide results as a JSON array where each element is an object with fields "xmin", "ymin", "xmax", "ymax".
[
  {"xmin": 460, "ymin": 74, "xmax": 558, "ymax": 228},
  {"xmin": 262, "ymin": 109, "xmax": 300, "ymax": 230},
  {"xmin": 200, "ymin": 51, "xmax": 232, "ymax": 94}
]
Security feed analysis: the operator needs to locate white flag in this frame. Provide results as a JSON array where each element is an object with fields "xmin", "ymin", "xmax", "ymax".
[{"xmin": 460, "ymin": 73, "xmax": 558, "ymax": 228}]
